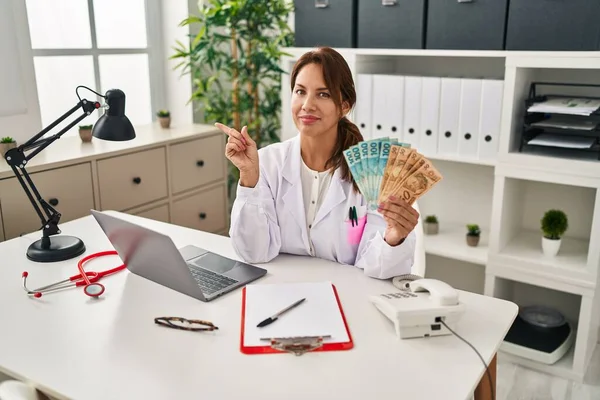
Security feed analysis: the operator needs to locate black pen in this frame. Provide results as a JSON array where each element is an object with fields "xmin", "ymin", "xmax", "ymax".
[
  {"xmin": 349, "ymin": 207, "xmax": 354, "ymax": 227},
  {"xmin": 257, "ymin": 298, "xmax": 306, "ymax": 328}
]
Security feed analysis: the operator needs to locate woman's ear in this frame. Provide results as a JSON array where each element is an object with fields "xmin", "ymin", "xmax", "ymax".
[{"xmin": 341, "ymin": 101, "xmax": 350, "ymax": 117}]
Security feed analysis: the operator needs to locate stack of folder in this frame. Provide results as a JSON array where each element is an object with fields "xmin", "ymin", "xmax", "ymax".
[{"xmin": 351, "ymin": 74, "xmax": 504, "ymax": 162}]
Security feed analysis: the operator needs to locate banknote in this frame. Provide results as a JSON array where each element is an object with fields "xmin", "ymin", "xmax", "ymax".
[
  {"xmin": 343, "ymin": 146, "xmax": 369, "ymax": 198},
  {"xmin": 396, "ymin": 160, "xmax": 443, "ymax": 205},
  {"xmin": 344, "ymin": 139, "xmax": 441, "ymax": 209},
  {"xmin": 374, "ymin": 141, "xmax": 391, "ymax": 209},
  {"xmin": 367, "ymin": 138, "xmax": 388, "ymax": 205},
  {"xmin": 358, "ymin": 141, "xmax": 370, "ymax": 202},
  {"xmin": 379, "ymin": 146, "xmax": 412, "ymax": 203}
]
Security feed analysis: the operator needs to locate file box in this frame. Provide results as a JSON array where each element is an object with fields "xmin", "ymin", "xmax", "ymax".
[
  {"xmin": 357, "ymin": 0, "xmax": 426, "ymax": 49},
  {"xmin": 293, "ymin": 0, "xmax": 357, "ymax": 48},
  {"xmin": 426, "ymin": 0, "xmax": 508, "ymax": 50}
]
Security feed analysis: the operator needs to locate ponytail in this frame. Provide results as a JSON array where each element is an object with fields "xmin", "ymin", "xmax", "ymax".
[{"xmin": 325, "ymin": 116, "xmax": 364, "ymax": 193}]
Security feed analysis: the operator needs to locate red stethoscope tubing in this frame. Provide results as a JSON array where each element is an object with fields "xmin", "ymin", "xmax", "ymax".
[
  {"xmin": 22, "ymin": 250, "xmax": 126, "ymax": 298},
  {"xmin": 78, "ymin": 250, "xmax": 126, "ymax": 297}
]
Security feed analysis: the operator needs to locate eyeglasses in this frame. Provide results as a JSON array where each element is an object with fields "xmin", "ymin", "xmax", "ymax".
[{"xmin": 154, "ymin": 316, "xmax": 218, "ymax": 332}]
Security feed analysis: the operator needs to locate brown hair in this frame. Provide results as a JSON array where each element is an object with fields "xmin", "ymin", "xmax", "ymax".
[{"xmin": 290, "ymin": 47, "xmax": 364, "ymax": 192}]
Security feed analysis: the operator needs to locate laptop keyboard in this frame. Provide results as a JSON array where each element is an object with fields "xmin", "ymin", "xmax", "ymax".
[{"xmin": 188, "ymin": 265, "xmax": 238, "ymax": 295}]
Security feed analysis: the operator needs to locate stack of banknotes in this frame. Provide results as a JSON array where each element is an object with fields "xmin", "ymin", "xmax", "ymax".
[{"xmin": 343, "ymin": 137, "xmax": 443, "ymax": 211}]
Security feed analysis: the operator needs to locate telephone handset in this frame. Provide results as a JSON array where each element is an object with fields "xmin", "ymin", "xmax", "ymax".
[
  {"xmin": 370, "ymin": 278, "xmax": 465, "ymax": 339},
  {"xmin": 392, "ymin": 274, "xmax": 423, "ymax": 290}
]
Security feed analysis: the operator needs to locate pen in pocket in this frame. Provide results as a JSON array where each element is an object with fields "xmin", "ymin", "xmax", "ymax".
[{"xmin": 348, "ymin": 206, "xmax": 358, "ymax": 226}]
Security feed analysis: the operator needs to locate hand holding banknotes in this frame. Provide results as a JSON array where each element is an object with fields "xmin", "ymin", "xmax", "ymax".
[
  {"xmin": 343, "ymin": 137, "xmax": 443, "ymax": 243},
  {"xmin": 215, "ymin": 122, "xmax": 259, "ymax": 187},
  {"xmin": 378, "ymin": 195, "xmax": 420, "ymax": 246}
]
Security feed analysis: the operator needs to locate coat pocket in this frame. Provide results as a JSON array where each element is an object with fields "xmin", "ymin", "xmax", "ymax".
[{"xmin": 345, "ymin": 215, "xmax": 367, "ymax": 245}]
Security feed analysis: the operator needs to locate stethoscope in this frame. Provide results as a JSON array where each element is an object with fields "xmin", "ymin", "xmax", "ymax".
[{"xmin": 22, "ymin": 250, "xmax": 126, "ymax": 298}]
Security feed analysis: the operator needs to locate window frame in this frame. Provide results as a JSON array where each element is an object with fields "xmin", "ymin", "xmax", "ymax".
[{"xmin": 28, "ymin": 0, "xmax": 165, "ymax": 126}]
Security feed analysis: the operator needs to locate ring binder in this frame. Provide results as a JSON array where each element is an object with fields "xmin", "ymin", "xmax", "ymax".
[{"xmin": 260, "ymin": 335, "xmax": 331, "ymax": 356}]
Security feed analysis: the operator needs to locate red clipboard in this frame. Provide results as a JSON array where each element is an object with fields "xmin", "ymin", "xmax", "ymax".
[{"xmin": 239, "ymin": 283, "xmax": 354, "ymax": 355}]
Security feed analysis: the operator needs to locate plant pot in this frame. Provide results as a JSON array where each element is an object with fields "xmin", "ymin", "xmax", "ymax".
[
  {"xmin": 466, "ymin": 234, "xmax": 480, "ymax": 247},
  {"xmin": 79, "ymin": 128, "xmax": 93, "ymax": 142},
  {"xmin": 424, "ymin": 222, "xmax": 439, "ymax": 235},
  {"xmin": 0, "ymin": 141, "xmax": 16, "ymax": 156},
  {"xmin": 542, "ymin": 236, "xmax": 561, "ymax": 257},
  {"xmin": 158, "ymin": 116, "xmax": 171, "ymax": 128}
]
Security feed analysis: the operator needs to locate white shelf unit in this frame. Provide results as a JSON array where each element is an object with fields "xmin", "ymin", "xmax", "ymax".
[{"xmin": 279, "ymin": 47, "xmax": 600, "ymax": 383}]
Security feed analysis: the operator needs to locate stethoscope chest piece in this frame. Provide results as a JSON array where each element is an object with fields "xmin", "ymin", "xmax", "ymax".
[{"xmin": 84, "ymin": 282, "xmax": 105, "ymax": 297}]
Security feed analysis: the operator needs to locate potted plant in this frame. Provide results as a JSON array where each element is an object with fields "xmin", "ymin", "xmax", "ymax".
[
  {"xmin": 156, "ymin": 110, "xmax": 171, "ymax": 128},
  {"xmin": 466, "ymin": 224, "xmax": 480, "ymax": 247},
  {"xmin": 423, "ymin": 215, "xmax": 439, "ymax": 235},
  {"xmin": 541, "ymin": 209, "xmax": 568, "ymax": 257},
  {"xmin": 0, "ymin": 136, "xmax": 17, "ymax": 156},
  {"xmin": 171, "ymin": 0, "xmax": 294, "ymax": 212},
  {"xmin": 78, "ymin": 124, "xmax": 93, "ymax": 142}
]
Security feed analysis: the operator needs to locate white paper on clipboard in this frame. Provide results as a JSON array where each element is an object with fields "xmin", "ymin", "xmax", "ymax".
[{"xmin": 243, "ymin": 281, "xmax": 349, "ymax": 347}]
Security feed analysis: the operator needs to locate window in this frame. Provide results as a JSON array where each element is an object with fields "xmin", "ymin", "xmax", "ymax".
[{"xmin": 25, "ymin": 0, "xmax": 163, "ymax": 136}]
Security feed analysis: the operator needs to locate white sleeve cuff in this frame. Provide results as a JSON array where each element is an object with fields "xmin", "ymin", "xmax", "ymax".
[{"xmin": 235, "ymin": 182, "xmax": 261, "ymax": 204}]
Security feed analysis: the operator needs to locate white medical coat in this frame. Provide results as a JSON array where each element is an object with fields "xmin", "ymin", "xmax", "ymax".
[{"xmin": 229, "ymin": 135, "xmax": 416, "ymax": 279}]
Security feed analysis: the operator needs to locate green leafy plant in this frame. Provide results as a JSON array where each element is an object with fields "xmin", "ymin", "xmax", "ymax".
[
  {"xmin": 541, "ymin": 209, "xmax": 568, "ymax": 240},
  {"xmin": 424, "ymin": 215, "xmax": 438, "ymax": 223},
  {"xmin": 171, "ymin": 0, "xmax": 294, "ymax": 207},
  {"xmin": 156, "ymin": 110, "xmax": 170, "ymax": 118},
  {"xmin": 1, "ymin": 136, "xmax": 15, "ymax": 143},
  {"xmin": 466, "ymin": 224, "xmax": 480, "ymax": 236},
  {"xmin": 79, "ymin": 125, "xmax": 93, "ymax": 130}
]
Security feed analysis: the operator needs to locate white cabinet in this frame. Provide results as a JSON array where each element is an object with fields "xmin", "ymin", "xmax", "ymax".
[{"xmin": 0, "ymin": 123, "xmax": 229, "ymax": 241}]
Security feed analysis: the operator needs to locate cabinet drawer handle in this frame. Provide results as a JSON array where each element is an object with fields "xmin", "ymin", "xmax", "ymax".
[
  {"xmin": 382, "ymin": 0, "xmax": 397, "ymax": 5},
  {"xmin": 48, "ymin": 198, "xmax": 59, "ymax": 206},
  {"xmin": 199, "ymin": 212, "xmax": 207, "ymax": 219},
  {"xmin": 196, "ymin": 160, "xmax": 204, "ymax": 167},
  {"xmin": 133, "ymin": 177, "xmax": 142, "ymax": 184},
  {"xmin": 485, "ymin": 135, "xmax": 492, "ymax": 142},
  {"xmin": 315, "ymin": 0, "xmax": 328, "ymax": 8},
  {"xmin": 464, "ymin": 133, "xmax": 472, "ymax": 140}
]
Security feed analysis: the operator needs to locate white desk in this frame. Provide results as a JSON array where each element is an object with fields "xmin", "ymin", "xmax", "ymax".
[{"xmin": 0, "ymin": 211, "xmax": 517, "ymax": 400}]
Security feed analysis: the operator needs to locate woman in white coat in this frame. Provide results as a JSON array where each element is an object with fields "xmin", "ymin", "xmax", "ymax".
[{"xmin": 215, "ymin": 47, "xmax": 419, "ymax": 279}]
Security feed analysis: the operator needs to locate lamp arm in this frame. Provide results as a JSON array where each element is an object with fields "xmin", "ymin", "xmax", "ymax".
[{"xmin": 3, "ymin": 98, "xmax": 100, "ymax": 242}]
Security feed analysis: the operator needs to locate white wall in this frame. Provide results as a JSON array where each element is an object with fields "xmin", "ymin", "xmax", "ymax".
[
  {"xmin": 160, "ymin": 0, "xmax": 193, "ymax": 126},
  {"xmin": 0, "ymin": 0, "xmax": 42, "ymax": 145}
]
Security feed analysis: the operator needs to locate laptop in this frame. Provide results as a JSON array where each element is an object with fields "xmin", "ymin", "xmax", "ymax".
[{"xmin": 90, "ymin": 210, "xmax": 267, "ymax": 302}]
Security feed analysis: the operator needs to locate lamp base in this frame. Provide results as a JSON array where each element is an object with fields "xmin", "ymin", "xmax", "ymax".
[{"xmin": 26, "ymin": 235, "xmax": 86, "ymax": 262}]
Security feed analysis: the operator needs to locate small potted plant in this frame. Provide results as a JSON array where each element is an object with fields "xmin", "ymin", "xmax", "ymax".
[
  {"xmin": 466, "ymin": 224, "xmax": 480, "ymax": 247},
  {"xmin": 541, "ymin": 209, "xmax": 568, "ymax": 257},
  {"xmin": 78, "ymin": 124, "xmax": 93, "ymax": 142},
  {"xmin": 423, "ymin": 215, "xmax": 439, "ymax": 235},
  {"xmin": 0, "ymin": 136, "xmax": 17, "ymax": 156},
  {"xmin": 157, "ymin": 109, "xmax": 171, "ymax": 128}
]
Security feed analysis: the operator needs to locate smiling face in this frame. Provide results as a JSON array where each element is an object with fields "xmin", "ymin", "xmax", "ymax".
[{"xmin": 291, "ymin": 63, "xmax": 347, "ymax": 139}]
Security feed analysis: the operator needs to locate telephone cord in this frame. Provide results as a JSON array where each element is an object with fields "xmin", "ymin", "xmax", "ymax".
[{"xmin": 439, "ymin": 319, "xmax": 495, "ymax": 400}]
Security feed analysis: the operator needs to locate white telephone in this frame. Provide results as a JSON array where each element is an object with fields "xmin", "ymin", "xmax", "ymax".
[{"xmin": 370, "ymin": 277, "xmax": 465, "ymax": 339}]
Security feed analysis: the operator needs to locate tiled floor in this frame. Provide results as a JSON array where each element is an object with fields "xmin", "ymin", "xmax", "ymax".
[{"xmin": 496, "ymin": 349, "xmax": 600, "ymax": 400}]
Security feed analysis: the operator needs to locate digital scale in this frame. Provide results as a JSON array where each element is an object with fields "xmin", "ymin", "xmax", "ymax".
[{"xmin": 500, "ymin": 305, "xmax": 574, "ymax": 365}]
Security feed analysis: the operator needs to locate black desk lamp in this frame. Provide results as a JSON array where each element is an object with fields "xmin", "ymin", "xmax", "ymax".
[{"xmin": 3, "ymin": 86, "xmax": 136, "ymax": 262}]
